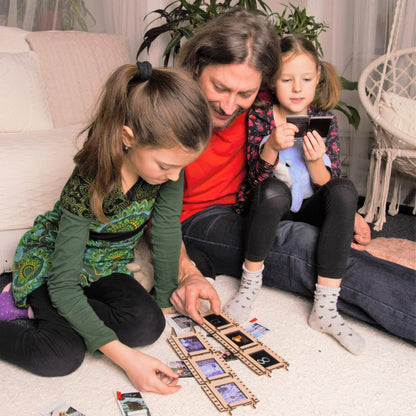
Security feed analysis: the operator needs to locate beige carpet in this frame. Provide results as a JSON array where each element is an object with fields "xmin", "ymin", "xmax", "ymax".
[{"xmin": 1, "ymin": 274, "xmax": 415, "ymax": 416}]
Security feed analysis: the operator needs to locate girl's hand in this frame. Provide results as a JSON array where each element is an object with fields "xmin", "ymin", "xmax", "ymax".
[
  {"xmin": 100, "ymin": 341, "xmax": 181, "ymax": 395},
  {"xmin": 123, "ymin": 349, "xmax": 181, "ymax": 394},
  {"xmin": 261, "ymin": 122, "xmax": 297, "ymax": 165},
  {"xmin": 268, "ymin": 123, "xmax": 297, "ymax": 152},
  {"xmin": 302, "ymin": 130, "xmax": 326, "ymax": 161}
]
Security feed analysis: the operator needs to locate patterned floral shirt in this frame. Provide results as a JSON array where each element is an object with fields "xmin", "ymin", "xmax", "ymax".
[{"xmin": 234, "ymin": 102, "xmax": 340, "ymax": 214}]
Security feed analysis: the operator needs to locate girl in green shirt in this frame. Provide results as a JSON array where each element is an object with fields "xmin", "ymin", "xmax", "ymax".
[{"xmin": 0, "ymin": 61, "xmax": 211, "ymax": 394}]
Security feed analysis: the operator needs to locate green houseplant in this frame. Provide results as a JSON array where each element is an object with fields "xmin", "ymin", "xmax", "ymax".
[{"xmin": 137, "ymin": 0, "xmax": 359, "ymax": 129}]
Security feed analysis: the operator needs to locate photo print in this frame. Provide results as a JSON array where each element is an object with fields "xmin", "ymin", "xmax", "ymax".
[
  {"xmin": 179, "ymin": 335, "xmax": 207, "ymax": 353},
  {"xmin": 204, "ymin": 313, "xmax": 230, "ymax": 329},
  {"xmin": 215, "ymin": 382, "xmax": 247, "ymax": 405},
  {"xmin": 196, "ymin": 357, "xmax": 226, "ymax": 379},
  {"xmin": 249, "ymin": 349, "xmax": 279, "ymax": 369},
  {"xmin": 167, "ymin": 360, "xmax": 193, "ymax": 378},
  {"xmin": 225, "ymin": 330, "xmax": 255, "ymax": 348}
]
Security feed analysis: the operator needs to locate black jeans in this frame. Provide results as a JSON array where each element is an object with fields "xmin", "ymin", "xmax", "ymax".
[
  {"xmin": 182, "ymin": 180, "xmax": 416, "ymax": 343},
  {"xmin": 0, "ymin": 273, "xmax": 165, "ymax": 377},
  {"xmin": 244, "ymin": 176, "xmax": 357, "ymax": 278}
]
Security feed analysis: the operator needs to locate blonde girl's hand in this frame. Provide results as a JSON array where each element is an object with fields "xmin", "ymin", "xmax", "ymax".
[
  {"xmin": 267, "ymin": 123, "xmax": 297, "ymax": 152},
  {"xmin": 302, "ymin": 130, "xmax": 326, "ymax": 161}
]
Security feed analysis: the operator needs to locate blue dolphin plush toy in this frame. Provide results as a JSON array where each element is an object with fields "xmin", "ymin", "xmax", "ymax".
[{"xmin": 272, "ymin": 139, "xmax": 331, "ymax": 212}]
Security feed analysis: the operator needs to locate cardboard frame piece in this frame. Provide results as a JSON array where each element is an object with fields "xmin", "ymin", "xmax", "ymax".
[
  {"xmin": 168, "ymin": 326, "xmax": 258, "ymax": 414},
  {"xmin": 200, "ymin": 312, "xmax": 289, "ymax": 376}
]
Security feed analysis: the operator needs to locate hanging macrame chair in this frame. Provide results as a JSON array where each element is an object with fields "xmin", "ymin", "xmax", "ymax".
[{"xmin": 358, "ymin": 0, "xmax": 416, "ymax": 231}]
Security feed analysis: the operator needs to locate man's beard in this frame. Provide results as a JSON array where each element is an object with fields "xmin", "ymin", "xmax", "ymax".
[{"xmin": 211, "ymin": 104, "xmax": 246, "ymax": 130}]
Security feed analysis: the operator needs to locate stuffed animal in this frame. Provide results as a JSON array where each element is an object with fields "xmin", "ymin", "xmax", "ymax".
[{"xmin": 273, "ymin": 139, "xmax": 330, "ymax": 212}]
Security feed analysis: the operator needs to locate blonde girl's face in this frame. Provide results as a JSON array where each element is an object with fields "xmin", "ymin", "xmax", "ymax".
[
  {"xmin": 275, "ymin": 52, "xmax": 320, "ymax": 116},
  {"xmin": 122, "ymin": 127, "xmax": 203, "ymax": 186}
]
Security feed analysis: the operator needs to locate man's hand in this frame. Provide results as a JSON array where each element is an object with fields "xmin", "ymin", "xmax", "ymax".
[
  {"xmin": 170, "ymin": 243, "xmax": 221, "ymax": 324},
  {"xmin": 170, "ymin": 273, "xmax": 221, "ymax": 325},
  {"xmin": 351, "ymin": 213, "xmax": 371, "ymax": 251}
]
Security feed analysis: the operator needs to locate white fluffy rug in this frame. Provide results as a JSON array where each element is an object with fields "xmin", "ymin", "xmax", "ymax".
[{"xmin": 1, "ymin": 275, "xmax": 415, "ymax": 416}]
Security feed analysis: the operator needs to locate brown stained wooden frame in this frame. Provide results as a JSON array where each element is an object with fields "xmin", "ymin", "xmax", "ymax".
[
  {"xmin": 167, "ymin": 326, "xmax": 259, "ymax": 415},
  {"xmin": 200, "ymin": 312, "xmax": 289, "ymax": 376}
]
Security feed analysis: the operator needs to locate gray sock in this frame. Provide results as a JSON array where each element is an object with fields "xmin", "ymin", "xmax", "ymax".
[
  {"xmin": 308, "ymin": 283, "xmax": 365, "ymax": 355},
  {"xmin": 223, "ymin": 264, "xmax": 263, "ymax": 323}
]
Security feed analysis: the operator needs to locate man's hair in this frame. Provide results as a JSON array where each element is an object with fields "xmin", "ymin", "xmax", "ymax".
[{"xmin": 177, "ymin": 8, "xmax": 280, "ymax": 87}]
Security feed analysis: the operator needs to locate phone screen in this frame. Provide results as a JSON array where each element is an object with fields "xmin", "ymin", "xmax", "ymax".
[
  {"xmin": 286, "ymin": 115, "xmax": 309, "ymax": 138},
  {"xmin": 308, "ymin": 116, "xmax": 332, "ymax": 138}
]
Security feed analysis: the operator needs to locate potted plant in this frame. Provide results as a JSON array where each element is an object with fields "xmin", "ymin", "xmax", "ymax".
[{"xmin": 137, "ymin": 0, "xmax": 359, "ymax": 129}]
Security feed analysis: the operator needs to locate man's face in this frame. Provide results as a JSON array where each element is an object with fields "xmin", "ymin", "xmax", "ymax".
[{"xmin": 197, "ymin": 63, "xmax": 262, "ymax": 129}]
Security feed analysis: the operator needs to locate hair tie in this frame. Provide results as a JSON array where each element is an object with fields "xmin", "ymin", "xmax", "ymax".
[{"xmin": 128, "ymin": 61, "xmax": 152, "ymax": 87}]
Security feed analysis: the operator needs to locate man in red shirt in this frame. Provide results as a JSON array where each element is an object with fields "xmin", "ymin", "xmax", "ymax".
[{"xmin": 169, "ymin": 9, "xmax": 415, "ymax": 344}]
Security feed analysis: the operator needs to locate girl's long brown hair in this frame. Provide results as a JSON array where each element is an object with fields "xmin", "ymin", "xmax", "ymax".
[{"xmin": 74, "ymin": 64, "xmax": 211, "ymax": 222}]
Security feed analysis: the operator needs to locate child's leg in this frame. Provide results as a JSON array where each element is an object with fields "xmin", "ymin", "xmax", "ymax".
[
  {"xmin": 308, "ymin": 278, "xmax": 365, "ymax": 355},
  {"xmin": 85, "ymin": 273, "xmax": 165, "ymax": 347},
  {"xmin": 0, "ymin": 284, "xmax": 85, "ymax": 377},
  {"xmin": 224, "ymin": 178, "xmax": 291, "ymax": 322},
  {"xmin": 296, "ymin": 178, "xmax": 365, "ymax": 354}
]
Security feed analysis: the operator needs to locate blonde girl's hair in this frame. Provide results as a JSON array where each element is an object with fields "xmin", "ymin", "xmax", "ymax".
[
  {"xmin": 74, "ymin": 62, "xmax": 212, "ymax": 222},
  {"xmin": 274, "ymin": 34, "xmax": 341, "ymax": 110}
]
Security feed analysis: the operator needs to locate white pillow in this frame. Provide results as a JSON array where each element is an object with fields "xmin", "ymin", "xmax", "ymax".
[
  {"xmin": 0, "ymin": 52, "xmax": 54, "ymax": 132},
  {"xmin": 379, "ymin": 92, "xmax": 416, "ymax": 137},
  {"xmin": 0, "ymin": 26, "xmax": 30, "ymax": 53}
]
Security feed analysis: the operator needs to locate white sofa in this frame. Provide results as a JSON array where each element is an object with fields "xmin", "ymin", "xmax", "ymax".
[{"xmin": 0, "ymin": 27, "xmax": 131, "ymax": 273}]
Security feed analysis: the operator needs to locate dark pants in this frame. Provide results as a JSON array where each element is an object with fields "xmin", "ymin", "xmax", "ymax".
[
  {"xmin": 0, "ymin": 273, "xmax": 165, "ymax": 377},
  {"xmin": 182, "ymin": 180, "xmax": 416, "ymax": 343}
]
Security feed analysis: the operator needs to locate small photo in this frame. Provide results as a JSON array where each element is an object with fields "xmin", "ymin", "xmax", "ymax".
[
  {"xmin": 196, "ymin": 358, "xmax": 226, "ymax": 378},
  {"xmin": 225, "ymin": 330, "xmax": 254, "ymax": 348},
  {"xmin": 171, "ymin": 314, "xmax": 194, "ymax": 329},
  {"xmin": 245, "ymin": 321, "xmax": 271, "ymax": 338},
  {"xmin": 166, "ymin": 313, "xmax": 196, "ymax": 333},
  {"xmin": 204, "ymin": 313, "xmax": 230, "ymax": 328},
  {"xmin": 167, "ymin": 360, "xmax": 193, "ymax": 378},
  {"xmin": 179, "ymin": 335, "xmax": 206, "ymax": 353},
  {"xmin": 249, "ymin": 349, "xmax": 279, "ymax": 369},
  {"xmin": 40, "ymin": 401, "xmax": 86, "ymax": 416},
  {"xmin": 116, "ymin": 391, "xmax": 150, "ymax": 416},
  {"xmin": 215, "ymin": 382, "xmax": 247, "ymax": 405}
]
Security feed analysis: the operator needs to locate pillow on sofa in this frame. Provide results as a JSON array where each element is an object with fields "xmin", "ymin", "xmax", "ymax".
[
  {"xmin": 0, "ymin": 52, "xmax": 54, "ymax": 132},
  {"xmin": 379, "ymin": 92, "xmax": 416, "ymax": 137},
  {"xmin": 0, "ymin": 26, "xmax": 30, "ymax": 53},
  {"xmin": 26, "ymin": 31, "xmax": 130, "ymax": 128}
]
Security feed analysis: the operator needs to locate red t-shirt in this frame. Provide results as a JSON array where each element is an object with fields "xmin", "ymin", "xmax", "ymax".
[{"xmin": 180, "ymin": 112, "xmax": 248, "ymax": 222}]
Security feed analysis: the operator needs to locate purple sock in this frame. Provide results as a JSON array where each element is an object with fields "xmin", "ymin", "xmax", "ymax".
[{"xmin": 0, "ymin": 283, "xmax": 29, "ymax": 321}]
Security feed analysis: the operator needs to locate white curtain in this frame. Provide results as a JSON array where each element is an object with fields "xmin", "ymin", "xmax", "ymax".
[
  {"xmin": 99, "ymin": 0, "xmax": 167, "ymax": 64},
  {"xmin": 2, "ymin": 0, "xmax": 415, "ymax": 196},
  {"xmin": 305, "ymin": 0, "xmax": 416, "ymax": 195},
  {"xmin": 0, "ymin": 0, "xmax": 166, "ymax": 63}
]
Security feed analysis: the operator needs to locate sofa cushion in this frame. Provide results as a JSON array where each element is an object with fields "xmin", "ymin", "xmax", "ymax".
[
  {"xmin": 0, "ymin": 51, "xmax": 54, "ymax": 132},
  {"xmin": 0, "ymin": 125, "xmax": 84, "ymax": 230},
  {"xmin": 379, "ymin": 92, "xmax": 416, "ymax": 137},
  {"xmin": 26, "ymin": 31, "xmax": 130, "ymax": 128},
  {"xmin": 0, "ymin": 26, "xmax": 30, "ymax": 53}
]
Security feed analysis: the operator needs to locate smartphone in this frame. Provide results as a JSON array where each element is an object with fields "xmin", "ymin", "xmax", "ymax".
[
  {"xmin": 308, "ymin": 116, "xmax": 332, "ymax": 139},
  {"xmin": 286, "ymin": 115, "xmax": 332, "ymax": 140},
  {"xmin": 286, "ymin": 115, "xmax": 309, "ymax": 138}
]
